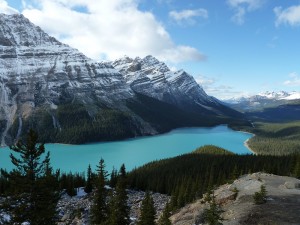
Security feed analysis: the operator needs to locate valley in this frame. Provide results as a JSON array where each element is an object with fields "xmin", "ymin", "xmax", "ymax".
[
  {"xmin": 0, "ymin": 125, "xmax": 252, "ymax": 173},
  {"xmin": 0, "ymin": 14, "xmax": 247, "ymax": 147},
  {"xmin": 0, "ymin": 9, "xmax": 300, "ymax": 225}
]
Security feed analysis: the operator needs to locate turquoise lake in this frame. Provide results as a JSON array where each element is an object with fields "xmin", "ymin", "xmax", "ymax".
[{"xmin": 0, "ymin": 125, "xmax": 253, "ymax": 173}]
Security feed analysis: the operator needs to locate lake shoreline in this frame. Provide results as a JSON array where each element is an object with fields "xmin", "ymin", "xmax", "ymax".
[
  {"xmin": 0, "ymin": 125, "xmax": 253, "ymax": 172},
  {"xmin": 238, "ymin": 130, "xmax": 257, "ymax": 155}
]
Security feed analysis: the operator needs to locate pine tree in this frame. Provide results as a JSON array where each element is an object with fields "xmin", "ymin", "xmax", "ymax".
[
  {"xmin": 138, "ymin": 191, "xmax": 156, "ymax": 225},
  {"xmin": 110, "ymin": 167, "xmax": 118, "ymax": 188},
  {"xmin": 66, "ymin": 173, "xmax": 76, "ymax": 196},
  {"xmin": 32, "ymin": 159, "xmax": 60, "ymax": 224},
  {"xmin": 158, "ymin": 202, "xmax": 171, "ymax": 225},
  {"xmin": 107, "ymin": 164, "xmax": 130, "ymax": 225},
  {"xmin": 203, "ymin": 189, "xmax": 223, "ymax": 225},
  {"xmin": 3, "ymin": 129, "xmax": 58, "ymax": 225},
  {"xmin": 253, "ymin": 184, "xmax": 267, "ymax": 204},
  {"xmin": 85, "ymin": 164, "xmax": 93, "ymax": 193},
  {"xmin": 293, "ymin": 155, "xmax": 300, "ymax": 178},
  {"xmin": 90, "ymin": 158, "xmax": 109, "ymax": 224}
]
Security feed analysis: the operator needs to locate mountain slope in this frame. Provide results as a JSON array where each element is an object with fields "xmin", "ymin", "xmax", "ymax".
[
  {"xmin": 113, "ymin": 55, "xmax": 242, "ymax": 118},
  {"xmin": 224, "ymin": 91, "xmax": 300, "ymax": 112},
  {"xmin": 0, "ymin": 13, "xmax": 246, "ymax": 145}
]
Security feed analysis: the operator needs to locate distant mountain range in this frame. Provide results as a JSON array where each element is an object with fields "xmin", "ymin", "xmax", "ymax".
[
  {"xmin": 223, "ymin": 91, "xmax": 300, "ymax": 122},
  {"xmin": 224, "ymin": 91, "xmax": 300, "ymax": 112},
  {"xmin": 0, "ymin": 14, "xmax": 246, "ymax": 146}
]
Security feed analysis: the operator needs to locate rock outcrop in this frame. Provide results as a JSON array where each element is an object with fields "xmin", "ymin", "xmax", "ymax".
[
  {"xmin": 170, "ymin": 173, "xmax": 300, "ymax": 225},
  {"xmin": 56, "ymin": 188, "xmax": 170, "ymax": 225}
]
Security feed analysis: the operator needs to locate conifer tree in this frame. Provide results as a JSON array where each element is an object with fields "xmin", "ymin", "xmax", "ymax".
[
  {"xmin": 293, "ymin": 155, "xmax": 300, "ymax": 178},
  {"xmin": 138, "ymin": 191, "xmax": 156, "ymax": 225},
  {"xmin": 107, "ymin": 164, "xmax": 130, "ymax": 225},
  {"xmin": 158, "ymin": 202, "xmax": 171, "ymax": 225},
  {"xmin": 91, "ymin": 158, "xmax": 108, "ymax": 224},
  {"xmin": 85, "ymin": 164, "xmax": 93, "ymax": 193},
  {"xmin": 203, "ymin": 189, "xmax": 223, "ymax": 225},
  {"xmin": 110, "ymin": 167, "xmax": 118, "ymax": 188},
  {"xmin": 253, "ymin": 184, "xmax": 267, "ymax": 204},
  {"xmin": 4, "ymin": 129, "xmax": 58, "ymax": 225}
]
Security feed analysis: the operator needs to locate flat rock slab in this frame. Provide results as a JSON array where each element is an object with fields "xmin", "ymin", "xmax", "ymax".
[{"xmin": 170, "ymin": 173, "xmax": 300, "ymax": 225}]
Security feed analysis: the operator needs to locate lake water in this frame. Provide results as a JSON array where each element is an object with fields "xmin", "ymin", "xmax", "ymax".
[{"xmin": 0, "ymin": 125, "xmax": 253, "ymax": 173}]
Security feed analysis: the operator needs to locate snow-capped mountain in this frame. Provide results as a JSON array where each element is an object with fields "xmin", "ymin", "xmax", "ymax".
[
  {"xmin": 224, "ymin": 91, "xmax": 300, "ymax": 112},
  {"xmin": 112, "ymin": 55, "xmax": 223, "ymax": 113},
  {"xmin": 226, "ymin": 91, "xmax": 300, "ymax": 103},
  {"xmin": 0, "ymin": 14, "xmax": 245, "ymax": 146}
]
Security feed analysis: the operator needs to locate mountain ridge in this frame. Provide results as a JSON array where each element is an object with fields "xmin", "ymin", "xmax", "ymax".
[
  {"xmin": 223, "ymin": 91, "xmax": 300, "ymax": 113},
  {"xmin": 0, "ymin": 13, "xmax": 247, "ymax": 146}
]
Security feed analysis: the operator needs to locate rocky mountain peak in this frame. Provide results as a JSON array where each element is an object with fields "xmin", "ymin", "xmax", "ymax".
[
  {"xmin": 0, "ymin": 13, "xmax": 62, "ymax": 47},
  {"xmin": 0, "ymin": 14, "xmax": 244, "ymax": 146}
]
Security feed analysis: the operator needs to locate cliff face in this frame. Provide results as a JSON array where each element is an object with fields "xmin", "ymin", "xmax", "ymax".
[
  {"xmin": 112, "ymin": 55, "xmax": 224, "ymax": 114},
  {"xmin": 0, "ymin": 14, "xmax": 244, "ymax": 145}
]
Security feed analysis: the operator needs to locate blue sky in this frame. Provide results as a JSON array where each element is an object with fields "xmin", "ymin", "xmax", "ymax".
[{"xmin": 1, "ymin": 0, "xmax": 300, "ymax": 99}]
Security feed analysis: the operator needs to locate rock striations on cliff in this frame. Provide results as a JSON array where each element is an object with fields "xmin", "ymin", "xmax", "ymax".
[{"xmin": 0, "ymin": 13, "xmax": 246, "ymax": 145}]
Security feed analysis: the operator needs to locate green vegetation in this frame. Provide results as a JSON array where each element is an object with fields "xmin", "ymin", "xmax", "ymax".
[
  {"xmin": 137, "ymin": 192, "xmax": 156, "ymax": 225},
  {"xmin": 91, "ymin": 158, "xmax": 109, "ymax": 224},
  {"xmin": 157, "ymin": 203, "xmax": 172, "ymax": 225},
  {"xmin": 192, "ymin": 145, "xmax": 234, "ymax": 155},
  {"xmin": 246, "ymin": 121, "xmax": 300, "ymax": 155},
  {"xmin": 253, "ymin": 185, "xmax": 267, "ymax": 205},
  {"xmin": 127, "ymin": 145, "xmax": 299, "ymax": 209},
  {"xmin": 0, "ymin": 136, "xmax": 131, "ymax": 225},
  {"xmin": 8, "ymin": 93, "xmax": 251, "ymax": 145},
  {"xmin": 127, "ymin": 93, "xmax": 250, "ymax": 133},
  {"xmin": 246, "ymin": 104, "xmax": 300, "ymax": 122},
  {"xmin": 84, "ymin": 164, "xmax": 93, "ymax": 194},
  {"xmin": 1, "ymin": 129, "xmax": 59, "ymax": 225},
  {"xmin": 203, "ymin": 189, "xmax": 223, "ymax": 225},
  {"xmin": 1, "ymin": 128, "xmax": 299, "ymax": 224},
  {"xmin": 9, "ymin": 104, "xmax": 139, "ymax": 144},
  {"xmin": 107, "ymin": 164, "xmax": 130, "ymax": 225}
]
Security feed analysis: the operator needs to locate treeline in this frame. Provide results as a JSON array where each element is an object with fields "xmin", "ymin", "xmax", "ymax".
[
  {"xmin": 127, "ymin": 145, "xmax": 300, "ymax": 209},
  {"xmin": 1, "ymin": 130, "xmax": 299, "ymax": 224},
  {"xmin": 244, "ymin": 121, "xmax": 300, "ymax": 155},
  {"xmin": 7, "ymin": 93, "xmax": 251, "ymax": 145},
  {"xmin": 9, "ymin": 104, "xmax": 139, "ymax": 144},
  {"xmin": 127, "ymin": 93, "xmax": 250, "ymax": 132},
  {"xmin": 0, "ymin": 130, "xmax": 134, "ymax": 225}
]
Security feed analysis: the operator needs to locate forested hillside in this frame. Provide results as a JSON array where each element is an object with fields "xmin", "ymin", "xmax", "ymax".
[
  {"xmin": 238, "ymin": 121, "xmax": 300, "ymax": 155},
  {"xmin": 127, "ymin": 145, "xmax": 300, "ymax": 209}
]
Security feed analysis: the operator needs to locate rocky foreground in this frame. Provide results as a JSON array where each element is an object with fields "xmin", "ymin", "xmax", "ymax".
[
  {"xmin": 2, "ymin": 173, "xmax": 299, "ymax": 224},
  {"xmin": 171, "ymin": 172, "xmax": 300, "ymax": 225},
  {"xmin": 56, "ymin": 189, "xmax": 170, "ymax": 225}
]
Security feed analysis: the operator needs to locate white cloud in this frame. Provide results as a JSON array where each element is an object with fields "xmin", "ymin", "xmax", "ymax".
[
  {"xmin": 0, "ymin": 0, "xmax": 19, "ymax": 14},
  {"xmin": 227, "ymin": 0, "xmax": 265, "ymax": 25},
  {"xmin": 195, "ymin": 75, "xmax": 247, "ymax": 100},
  {"xmin": 274, "ymin": 5, "xmax": 300, "ymax": 27},
  {"xmin": 283, "ymin": 72, "xmax": 300, "ymax": 86},
  {"xmin": 205, "ymin": 85, "xmax": 249, "ymax": 100},
  {"xmin": 169, "ymin": 9, "xmax": 208, "ymax": 25},
  {"xmin": 231, "ymin": 7, "xmax": 245, "ymax": 25},
  {"xmin": 19, "ymin": 0, "xmax": 205, "ymax": 63},
  {"xmin": 196, "ymin": 75, "xmax": 215, "ymax": 86}
]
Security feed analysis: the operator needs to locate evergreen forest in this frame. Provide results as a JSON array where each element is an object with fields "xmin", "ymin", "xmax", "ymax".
[{"xmin": 0, "ymin": 130, "xmax": 299, "ymax": 224}]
